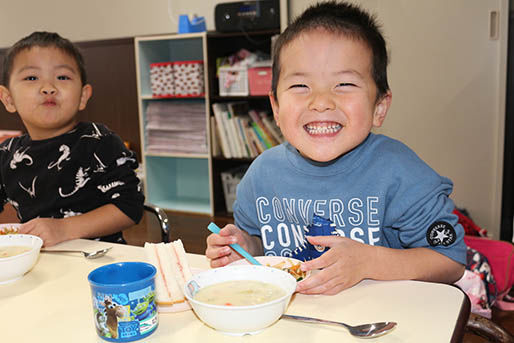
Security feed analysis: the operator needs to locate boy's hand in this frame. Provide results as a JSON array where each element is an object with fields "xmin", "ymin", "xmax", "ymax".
[
  {"xmin": 296, "ymin": 235, "xmax": 374, "ymax": 295},
  {"xmin": 19, "ymin": 218, "xmax": 72, "ymax": 247},
  {"xmin": 205, "ymin": 224, "xmax": 258, "ymax": 268}
]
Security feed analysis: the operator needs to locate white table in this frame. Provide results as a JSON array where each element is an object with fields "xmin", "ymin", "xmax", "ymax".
[{"xmin": 1, "ymin": 239, "xmax": 469, "ymax": 342}]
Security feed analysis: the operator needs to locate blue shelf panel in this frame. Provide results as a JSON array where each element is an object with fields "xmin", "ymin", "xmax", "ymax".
[{"xmin": 144, "ymin": 155, "xmax": 211, "ymax": 214}]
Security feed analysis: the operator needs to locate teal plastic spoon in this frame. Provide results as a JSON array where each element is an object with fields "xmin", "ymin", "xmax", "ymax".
[{"xmin": 207, "ymin": 222, "xmax": 262, "ymax": 266}]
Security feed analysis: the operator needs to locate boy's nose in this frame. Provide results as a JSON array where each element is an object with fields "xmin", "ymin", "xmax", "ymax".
[
  {"xmin": 309, "ymin": 91, "xmax": 335, "ymax": 112},
  {"xmin": 40, "ymin": 84, "xmax": 57, "ymax": 95}
]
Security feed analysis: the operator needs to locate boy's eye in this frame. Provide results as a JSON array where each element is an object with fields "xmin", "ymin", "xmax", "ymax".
[
  {"xmin": 289, "ymin": 84, "xmax": 308, "ymax": 89},
  {"xmin": 337, "ymin": 83, "xmax": 356, "ymax": 87},
  {"xmin": 23, "ymin": 76, "xmax": 37, "ymax": 81},
  {"xmin": 57, "ymin": 75, "xmax": 71, "ymax": 80}
]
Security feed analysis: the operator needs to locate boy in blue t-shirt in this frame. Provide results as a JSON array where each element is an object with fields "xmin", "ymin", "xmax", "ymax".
[
  {"xmin": 206, "ymin": 1, "xmax": 465, "ymax": 295},
  {"xmin": 0, "ymin": 32, "xmax": 144, "ymax": 246}
]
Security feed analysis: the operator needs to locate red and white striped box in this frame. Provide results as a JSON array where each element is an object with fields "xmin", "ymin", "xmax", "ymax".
[
  {"xmin": 150, "ymin": 62, "xmax": 174, "ymax": 97},
  {"xmin": 173, "ymin": 60, "xmax": 204, "ymax": 96}
]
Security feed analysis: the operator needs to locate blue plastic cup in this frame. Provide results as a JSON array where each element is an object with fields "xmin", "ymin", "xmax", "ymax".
[{"xmin": 88, "ymin": 262, "xmax": 158, "ymax": 342}]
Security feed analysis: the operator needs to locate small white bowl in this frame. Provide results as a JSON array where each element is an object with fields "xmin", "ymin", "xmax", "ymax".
[
  {"xmin": 0, "ymin": 234, "xmax": 43, "ymax": 284},
  {"xmin": 184, "ymin": 265, "xmax": 297, "ymax": 336}
]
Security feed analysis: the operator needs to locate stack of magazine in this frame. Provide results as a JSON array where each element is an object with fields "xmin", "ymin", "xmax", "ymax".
[
  {"xmin": 145, "ymin": 101, "xmax": 207, "ymax": 155},
  {"xmin": 211, "ymin": 102, "xmax": 284, "ymax": 159}
]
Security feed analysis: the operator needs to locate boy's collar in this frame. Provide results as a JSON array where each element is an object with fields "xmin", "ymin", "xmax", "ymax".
[{"xmin": 285, "ymin": 133, "xmax": 373, "ymax": 175}]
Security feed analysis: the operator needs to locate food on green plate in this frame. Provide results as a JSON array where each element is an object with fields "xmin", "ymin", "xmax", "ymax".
[
  {"xmin": 268, "ymin": 259, "xmax": 307, "ymax": 281},
  {"xmin": 194, "ymin": 280, "xmax": 286, "ymax": 306},
  {"xmin": 0, "ymin": 226, "xmax": 19, "ymax": 235}
]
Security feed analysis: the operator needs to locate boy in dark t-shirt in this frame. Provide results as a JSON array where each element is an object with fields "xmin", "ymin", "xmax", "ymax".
[{"xmin": 0, "ymin": 31, "xmax": 144, "ymax": 246}]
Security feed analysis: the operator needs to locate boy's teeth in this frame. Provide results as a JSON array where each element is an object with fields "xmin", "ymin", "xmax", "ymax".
[{"xmin": 305, "ymin": 123, "xmax": 342, "ymax": 134}]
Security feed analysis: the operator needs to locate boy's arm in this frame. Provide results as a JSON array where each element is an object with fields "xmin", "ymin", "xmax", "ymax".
[
  {"xmin": 296, "ymin": 235, "xmax": 464, "ymax": 295},
  {"xmin": 18, "ymin": 204, "xmax": 134, "ymax": 247},
  {"xmin": 369, "ymin": 245, "xmax": 464, "ymax": 283}
]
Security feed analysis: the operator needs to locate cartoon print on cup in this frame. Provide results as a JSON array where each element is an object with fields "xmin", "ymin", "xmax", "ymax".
[{"xmin": 105, "ymin": 297, "xmax": 127, "ymax": 339}]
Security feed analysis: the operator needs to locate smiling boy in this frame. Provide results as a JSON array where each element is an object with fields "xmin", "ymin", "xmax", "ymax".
[
  {"xmin": 206, "ymin": 1, "xmax": 466, "ymax": 295},
  {"xmin": 0, "ymin": 32, "xmax": 143, "ymax": 246}
]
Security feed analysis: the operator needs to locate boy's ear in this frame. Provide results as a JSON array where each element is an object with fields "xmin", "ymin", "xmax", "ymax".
[
  {"xmin": 372, "ymin": 91, "xmax": 392, "ymax": 128},
  {"xmin": 269, "ymin": 91, "xmax": 280, "ymax": 127},
  {"xmin": 0, "ymin": 86, "xmax": 17, "ymax": 113},
  {"xmin": 78, "ymin": 84, "xmax": 93, "ymax": 111}
]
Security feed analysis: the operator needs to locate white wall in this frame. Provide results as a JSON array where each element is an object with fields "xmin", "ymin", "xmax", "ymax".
[{"xmin": 0, "ymin": 0, "xmax": 508, "ymax": 238}]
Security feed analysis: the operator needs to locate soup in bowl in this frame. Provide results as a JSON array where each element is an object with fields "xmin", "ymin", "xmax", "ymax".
[
  {"xmin": 0, "ymin": 234, "xmax": 43, "ymax": 284},
  {"xmin": 184, "ymin": 265, "xmax": 297, "ymax": 336}
]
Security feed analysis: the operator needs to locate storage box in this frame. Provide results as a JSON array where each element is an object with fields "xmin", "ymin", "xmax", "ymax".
[
  {"xmin": 173, "ymin": 60, "xmax": 204, "ymax": 96},
  {"xmin": 218, "ymin": 66, "xmax": 249, "ymax": 96},
  {"xmin": 221, "ymin": 165, "xmax": 249, "ymax": 212},
  {"xmin": 248, "ymin": 61, "xmax": 272, "ymax": 96},
  {"xmin": 150, "ymin": 62, "xmax": 174, "ymax": 97}
]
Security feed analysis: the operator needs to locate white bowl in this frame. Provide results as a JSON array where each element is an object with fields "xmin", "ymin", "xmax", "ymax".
[
  {"xmin": 184, "ymin": 265, "xmax": 297, "ymax": 336},
  {"xmin": 0, "ymin": 234, "xmax": 43, "ymax": 284}
]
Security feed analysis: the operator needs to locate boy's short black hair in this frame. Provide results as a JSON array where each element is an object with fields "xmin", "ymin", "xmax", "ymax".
[
  {"xmin": 271, "ymin": 1, "xmax": 389, "ymax": 102},
  {"xmin": 2, "ymin": 31, "xmax": 87, "ymax": 86}
]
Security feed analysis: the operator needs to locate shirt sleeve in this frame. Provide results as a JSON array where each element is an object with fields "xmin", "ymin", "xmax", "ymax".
[
  {"xmin": 92, "ymin": 133, "xmax": 145, "ymax": 224},
  {"xmin": 385, "ymin": 176, "xmax": 467, "ymax": 265}
]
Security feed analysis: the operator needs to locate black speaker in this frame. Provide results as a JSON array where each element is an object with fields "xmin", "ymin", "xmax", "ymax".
[{"xmin": 215, "ymin": 0, "xmax": 280, "ymax": 33}]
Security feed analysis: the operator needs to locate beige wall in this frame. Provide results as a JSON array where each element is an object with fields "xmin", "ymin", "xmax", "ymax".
[
  {"xmin": 0, "ymin": 0, "xmax": 288, "ymax": 47},
  {"xmin": 0, "ymin": 0, "xmax": 508, "ymax": 238}
]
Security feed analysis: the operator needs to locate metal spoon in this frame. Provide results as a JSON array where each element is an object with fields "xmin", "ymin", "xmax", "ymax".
[
  {"xmin": 41, "ymin": 247, "xmax": 112, "ymax": 259},
  {"xmin": 282, "ymin": 314, "xmax": 397, "ymax": 338}
]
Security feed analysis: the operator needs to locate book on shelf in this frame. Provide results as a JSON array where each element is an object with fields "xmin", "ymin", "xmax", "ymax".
[
  {"xmin": 251, "ymin": 122, "xmax": 273, "ymax": 149},
  {"xmin": 238, "ymin": 117, "xmax": 258, "ymax": 158},
  {"xmin": 226, "ymin": 116, "xmax": 244, "ymax": 158},
  {"xmin": 260, "ymin": 112, "xmax": 284, "ymax": 144},
  {"xmin": 210, "ymin": 116, "xmax": 222, "ymax": 157},
  {"xmin": 246, "ymin": 125, "xmax": 265, "ymax": 154},
  {"xmin": 248, "ymin": 109, "xmax": 279, "ymax": 146},
  {"xmin": 212, "ymin": 102, "xmax": 233, "ymax": 158},
  {"xmin": 211, "ymin": 101, "xmax": 285, "ymax": 159},
  {"xmin": 227, "ymin": 101, "xmax": 251, "ymax": 158}
]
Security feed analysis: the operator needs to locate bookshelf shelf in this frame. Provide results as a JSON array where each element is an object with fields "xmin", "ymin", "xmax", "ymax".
[
  {"xmin": 141, "ymin": 94, "xmax": 206, "ymax": 100},
  {"xmin": 135, "ymin": 29, "xmax": 283, "ymax": 216}
]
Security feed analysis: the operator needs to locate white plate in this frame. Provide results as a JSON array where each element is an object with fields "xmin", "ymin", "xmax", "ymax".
[
  {"xmin": 0, "ymin": 223, "xmax": 20, "ymax": 235},
  {"xmin": 227, "ymin": 256, "xmax": 310, "ymax": 280}
]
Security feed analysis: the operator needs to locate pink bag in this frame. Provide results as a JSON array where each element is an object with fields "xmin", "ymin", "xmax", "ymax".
[{"xmin": 464, "ymin": 236, "xmax": 514, "ymax": 311}]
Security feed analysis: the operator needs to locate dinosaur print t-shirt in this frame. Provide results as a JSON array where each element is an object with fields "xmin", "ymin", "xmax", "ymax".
[{"xmin": 0, "ymin": 122, "xmax": 144, "ymax": 243}]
